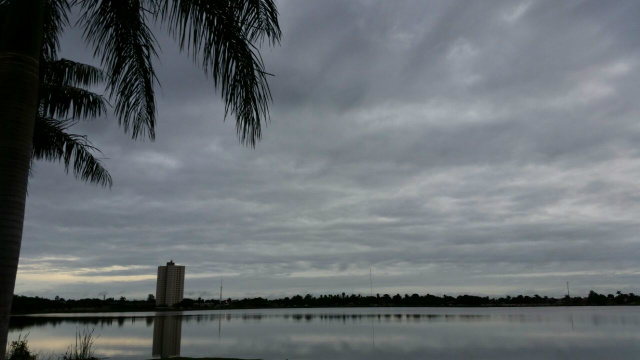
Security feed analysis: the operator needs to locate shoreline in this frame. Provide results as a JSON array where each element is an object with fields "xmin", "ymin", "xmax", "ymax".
[
  {"xmin": 12, "ymin": 290, "xmax": 639, "ymax": 315},
  {"xmin": 11, "ymin": 303, "xmax": 639, "ymax": 316}
]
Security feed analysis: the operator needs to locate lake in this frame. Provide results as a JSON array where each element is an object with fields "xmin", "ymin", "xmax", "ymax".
[{"xmin": 9, "ymin": 307, "xmax": 640, "ymax": 359}]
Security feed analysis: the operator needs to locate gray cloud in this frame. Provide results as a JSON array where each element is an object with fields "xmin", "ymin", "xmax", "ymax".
[{"xmin": 17, "ymin": 0, "xmax": 640, "ymax": 299}]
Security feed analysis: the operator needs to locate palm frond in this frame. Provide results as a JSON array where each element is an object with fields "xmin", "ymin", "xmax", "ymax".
[
  {"xmin": 42, "ymin": 0, "xmax": 70, "ymax": 60},
  {"xmin": 155, "ymin": 0, "xmax": 281, "ymax": 146},
  {"xmin": 234, "ymin": 0, "xmax": 281, "ymax": 45},
  {"xmin": 76, "ymin": 0, "xmax": 158, "ymax": 140},
  {"xmin": 32, "ymin": 116, "xmax": 112, "ymax": 187},
  {"xmin": 39, "ymin": 83, "xmax": 107, "ymax": 119},
  {"xmin": 42, "ymin": 58, "xmax": 107, "ymax": 88}
]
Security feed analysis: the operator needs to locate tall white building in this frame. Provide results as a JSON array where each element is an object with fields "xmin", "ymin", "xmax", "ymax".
[{"xmin": 155, "ymin": 260, "xmax": 185, "ymax": 307}]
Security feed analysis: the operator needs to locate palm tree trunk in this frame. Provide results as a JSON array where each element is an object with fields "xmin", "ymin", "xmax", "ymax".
[{"xmin": 0, "ymin": 1, "xmax": 44, "ymax": 357}]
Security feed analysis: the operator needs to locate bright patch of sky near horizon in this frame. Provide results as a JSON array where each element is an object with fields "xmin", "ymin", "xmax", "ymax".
[{"xmin": 18, "ymin": 0, "xmax": 640, "ymax": 300}]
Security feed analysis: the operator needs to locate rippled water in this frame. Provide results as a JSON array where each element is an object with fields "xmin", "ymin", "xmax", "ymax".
[{"xmin": 9, "ymin": 307, "xmax": 640, "ymax": 359}]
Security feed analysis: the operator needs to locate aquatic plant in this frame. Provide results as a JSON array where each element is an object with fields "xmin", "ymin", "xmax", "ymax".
[
  {"xmin": 5, "ymin": 334, "xmax": 37, "ymax": 360},
  {"xmin": 61, "ymin": 329, "xmax": 99, "ymax": 360}
]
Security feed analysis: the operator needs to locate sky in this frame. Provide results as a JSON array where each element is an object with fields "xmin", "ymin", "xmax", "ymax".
[{"xmin": 16, "ymin": 0, "xmax": 640, "ymax": 300}]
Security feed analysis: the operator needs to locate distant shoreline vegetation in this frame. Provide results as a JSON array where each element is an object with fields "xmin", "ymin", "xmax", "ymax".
[{"xmin": 11, "ymin": 291, "xmax": 639, "ymax": 315}]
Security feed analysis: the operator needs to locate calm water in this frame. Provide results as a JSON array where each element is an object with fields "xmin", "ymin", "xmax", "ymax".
[{"xmin": 9, "ymin": 307, "xmax": 640, "ymax": 359}]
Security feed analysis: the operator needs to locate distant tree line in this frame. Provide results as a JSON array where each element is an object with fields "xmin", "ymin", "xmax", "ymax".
[
  {"xmin": 11, "ymin": 290, "xmax": 639, "ymax": 314},
  {"xmin": 11, "ymin": 295, "xmax": 155, "ymax": 314}
]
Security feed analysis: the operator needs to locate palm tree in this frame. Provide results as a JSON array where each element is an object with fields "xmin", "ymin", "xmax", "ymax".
[
  {"xmin": 0, "ymin": 0, "xmax": 281, "ymax": 354},
  {"xmin": 33, "ymin": 32, "xmax": 113, "ymax": 186},
  {"xmin": 32, "ymin": 56, "xmax": 113, "ymax": 187}
]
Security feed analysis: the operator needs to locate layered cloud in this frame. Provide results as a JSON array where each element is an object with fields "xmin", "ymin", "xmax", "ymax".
[{"xmin": 18, "ymin": 0, "xmax": 640, "ymax": 299}]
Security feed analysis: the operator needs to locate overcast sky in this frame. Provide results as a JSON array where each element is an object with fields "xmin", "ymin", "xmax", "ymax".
[{"xmin": 16, "ymin": 0, "xmax": 640, "ymax": 300}]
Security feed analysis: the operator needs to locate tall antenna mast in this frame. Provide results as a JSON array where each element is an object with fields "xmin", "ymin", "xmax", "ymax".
[
  {"xmin": 219, "ymin": 279, "xmax": 223, "ymax": 303},
  {"xmin": 369, "ymin": 268, "xmax": 373, "ymax": 296},
  {"xmin": 566, "ymin": 281, "xmax": 570, "ymax": 298}
]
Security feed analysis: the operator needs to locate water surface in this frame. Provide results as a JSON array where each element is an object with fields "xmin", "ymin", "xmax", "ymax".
[{"xmin": 9, "ymin": 307, "xmax": 640, "ymax": 359}]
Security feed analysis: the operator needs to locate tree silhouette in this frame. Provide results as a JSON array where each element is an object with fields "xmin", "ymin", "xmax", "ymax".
[
  {"xmin": 28, "ymin": 0, "xmax": 110, "ymax": 185},
  {"xmin": 33, "ymin": 53, "xmax": 113, "ymax": 186},
  {"xmin": 0, "ymin": 0, "xmax": 281, "ymax": 355}
]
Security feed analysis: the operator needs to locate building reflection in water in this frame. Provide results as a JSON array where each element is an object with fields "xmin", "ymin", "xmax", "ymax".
[{"xmin": 152, "ymin": 315, "xmax": 182, "ymax": 358}]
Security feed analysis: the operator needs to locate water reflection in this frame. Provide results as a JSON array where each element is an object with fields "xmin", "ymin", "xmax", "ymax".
[
  {"xmin": 8, "ymin": 307, "xmax": 640, "ymax": 360},
  {"xmin": 10, "ymin": 309, "xmax": 640, "ymax": 330},
  {"xmin": 152, "ymin": 316, "xmax": 182, "ymax": 358}
]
